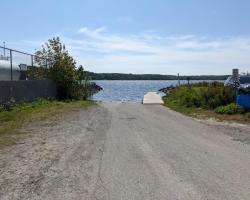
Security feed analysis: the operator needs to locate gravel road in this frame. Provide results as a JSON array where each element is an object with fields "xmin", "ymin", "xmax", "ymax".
[{"xmin": 0, "ymin": 102, "xmax": 250, "ymax": 200}]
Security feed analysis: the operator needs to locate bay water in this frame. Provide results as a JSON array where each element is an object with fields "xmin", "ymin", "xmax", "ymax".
[{"xmin": 92, "ymin": 80, "xmax": 221, "ymax": 102}]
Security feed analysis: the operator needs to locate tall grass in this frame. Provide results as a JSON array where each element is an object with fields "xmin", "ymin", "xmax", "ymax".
[{"xmin": 165, "ymin": 82, "xmax": 235, "ymax": 109}]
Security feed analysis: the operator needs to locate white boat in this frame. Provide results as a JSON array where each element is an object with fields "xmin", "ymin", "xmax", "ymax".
[{"xmin": 224, "ymin": 75, "xmax": 250, "ymax": 88}]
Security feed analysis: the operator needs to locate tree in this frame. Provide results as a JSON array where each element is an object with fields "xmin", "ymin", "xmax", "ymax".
[
  {"xmin": 35, "ymin": 37, "xmax": 78, "ymax": 99},
  {"xmin": 33, "ymin": 37, "xmax": 102, "ymax": 100}
]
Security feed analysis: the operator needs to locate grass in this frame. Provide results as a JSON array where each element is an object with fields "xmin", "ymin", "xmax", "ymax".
[
  {"xmin": 163, "ymin": 96, "xmax": 250, "ymax": 124},
  {"xmin": 246, "ymin": 112, "xmax": 250, "ymax": 118},
  {"xmin": 162, "ymin": 82, "xmax": 250, "ymax": 124},
  {"xmin": 0, "ymin": 99, "xmax": 95, "ymax": 146},
  {"xmin": 163, "ymin": 97, "xmax": 196, "ymax": 115}
]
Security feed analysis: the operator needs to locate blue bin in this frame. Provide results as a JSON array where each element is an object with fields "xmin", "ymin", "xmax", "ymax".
[{"xmin": 237, "ymin": 95, "xmax": 250, "ymax": 110}]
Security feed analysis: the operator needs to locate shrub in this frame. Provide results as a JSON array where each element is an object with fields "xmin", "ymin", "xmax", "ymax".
[
  {"xmin": 199, "ymin": 84, "xmax": 235, "ymax": 109},
  {"xmin": 0, "ymin": 99, "xmax": 16, "ymax": 112},
  {"xmin": 246, "ymin": 112, "xmax": 250, "ymax": 118},
  {"xmin": 215, "ymin": 103, "xmax": 245, "ymax": 114},
  {"xmin": 166, "ymin": 82, "xmax": 235, "ymax": 109},
  {"xmin": 27, "ymin": 66, "xmax": 47, "ymax": 80}
]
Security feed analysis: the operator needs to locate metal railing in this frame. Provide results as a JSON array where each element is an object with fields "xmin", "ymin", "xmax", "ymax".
[{"xmin": 0, "ymin": 46, "xmax": 52, "ymax": 81}]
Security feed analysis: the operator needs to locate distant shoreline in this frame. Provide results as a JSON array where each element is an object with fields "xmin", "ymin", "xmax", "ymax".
[
  {"xmin": 87, "ymin": 72, "xmax": 229, "ymax": 81},
  {"xmin": 91, "ymin": 79, "xmax": 225, "ymax": 81}
]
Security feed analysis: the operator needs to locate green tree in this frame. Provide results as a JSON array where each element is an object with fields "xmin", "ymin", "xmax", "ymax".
[
  {"xmin": 35, "ymin": 37, "xmax": 78, "ymax": 99},
  {"xmin": 32, "ymin": 37, "xmax": 102, "ymax": 100},
  {"xmin": 76, "ymin": 65, "xmax": 93, "ymax": 100}
]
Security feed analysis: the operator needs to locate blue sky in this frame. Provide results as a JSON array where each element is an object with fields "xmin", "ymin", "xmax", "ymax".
[{"xmin": 1, "ymin": 0, "xmax": 250, "ymax": 75}]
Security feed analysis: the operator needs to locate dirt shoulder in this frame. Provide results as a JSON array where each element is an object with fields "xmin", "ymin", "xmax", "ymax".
[
  {"xmin": 163, "ymin": 98, "xmax": 250, "ymax": 144},
  {"xmin": 0, "ymin": 100, "xmax": 94, "ymax": 146},
  {"xmin": 0, "ymin": 103, "xmax": 111, "ymax": 200},
  {"xmin": 196, "ymin": 117, "xmax": 250, "ymax": 144}
]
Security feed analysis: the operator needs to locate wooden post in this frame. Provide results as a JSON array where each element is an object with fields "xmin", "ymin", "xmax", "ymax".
[{"xmin": 178, "ymin": 73, "xmax": 180, "ymax": 86}]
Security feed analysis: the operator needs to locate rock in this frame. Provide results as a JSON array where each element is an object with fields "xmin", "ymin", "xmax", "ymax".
[
  {"xmin": 159, "ymin": 85, "xmax": 175, "ymax": 95},
  {"xmin": 88, "ymin": 82, "xmax": 103, "ymax": 96}
]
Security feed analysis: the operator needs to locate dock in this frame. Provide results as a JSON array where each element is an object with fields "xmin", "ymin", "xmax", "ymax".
[{"xmin": 143, "ymin": 92, "xmax": 164, "ymax": 104}]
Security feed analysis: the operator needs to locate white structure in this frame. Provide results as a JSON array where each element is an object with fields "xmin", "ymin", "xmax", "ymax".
[
  {"xmin": 143, "ymin": 92, "xmax": 164, "ymax": 104},
  {"xmin": 0, "ymin": 60, "xmax": 20, "ymax": 80}
]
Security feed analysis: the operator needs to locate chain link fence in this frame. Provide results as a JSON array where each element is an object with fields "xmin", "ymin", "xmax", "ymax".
[{"xmin": 0, "ymin": 46, "xmax": 52, "ymax": 81}]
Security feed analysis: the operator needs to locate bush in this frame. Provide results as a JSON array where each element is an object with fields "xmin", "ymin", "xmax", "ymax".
[
  {"xmin": 215, "ymin": 103, "xmax": 245, "ymax": 114},
  {"xmin": 199, "ymin": 84, "xmax": 235, "ymax": 109},
  {"xmin": 166, "ymin": 82, "xmax": 235, "ymax": 109},
  {"xmin": 0, "ymin": 99, "xmax": 16, "ymax": 112},
  {"xmin": 246, "ymin": 112, "xmax": 250, "ymax": 118},
  {"xmin": 27, "ymin": 66, "xmax": 47, "ymax": 80}
]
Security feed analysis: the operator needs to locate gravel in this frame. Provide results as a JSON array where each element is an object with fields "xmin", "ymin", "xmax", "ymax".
[{"xmin": 0, "ymin": 102, "xmax": 250, "ymax": 200}]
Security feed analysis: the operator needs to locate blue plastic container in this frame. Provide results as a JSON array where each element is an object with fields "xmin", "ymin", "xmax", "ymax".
[{"xmin": 237, "ymin": 95, "xmax": 250, "ymax": 110}]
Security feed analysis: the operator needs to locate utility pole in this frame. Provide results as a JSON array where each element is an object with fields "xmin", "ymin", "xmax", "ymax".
[
  {"xmin": 3, "ymin": 41, "xmax": 6, "ymax": 56},
  {"xmin": 187, "ymin": 77, "xmax": 191, "ymax": 89},
  {"xmin": 177, "ymin": 73, "xmax": 180, "ymax": 86}
]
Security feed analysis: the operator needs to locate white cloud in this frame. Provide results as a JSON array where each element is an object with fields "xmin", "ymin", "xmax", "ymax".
[
  {"xmin": 69, "ymin": 26, "xmax": 250, "ymax": 74},
  {"xmin": 77, "ymin": 26, "xmax": 107, "ymax": 39},
  {"xmin": 14, "ymin": 26, "xmax": 250, "ymax": 75}
]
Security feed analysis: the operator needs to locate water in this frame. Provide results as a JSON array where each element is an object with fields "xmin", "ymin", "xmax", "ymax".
[{"xmin": 92, "ymin": 80, "xmax": 220, "ymax": 102}]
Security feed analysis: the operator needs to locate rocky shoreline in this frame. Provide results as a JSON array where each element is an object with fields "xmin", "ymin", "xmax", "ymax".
[
  {"xmin": 88, "ymin": 82, "xmax": 103, "ymax": 96},
  {"xmin": 158, "ymin": 85, "xmax": 175, "ymax": 95}
]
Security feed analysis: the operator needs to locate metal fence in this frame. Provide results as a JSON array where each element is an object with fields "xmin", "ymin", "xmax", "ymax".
[{"xmin": 0, "ymin": 46, "xmax": 52, "ymax": 81}]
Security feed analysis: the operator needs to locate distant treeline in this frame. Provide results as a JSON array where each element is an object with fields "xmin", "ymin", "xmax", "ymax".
[{"xmin": 86, "ymin": 72, "xmax": 229, "ymax": 80}]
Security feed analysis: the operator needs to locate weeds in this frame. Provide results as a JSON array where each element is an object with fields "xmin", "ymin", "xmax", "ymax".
[
  {"xmin": 164, "ymin": 82, "xmax": 250, "ymax": 123},
  {"xmin": 215, "ymin": 103, "xmax": 244, "ymax": 115},
  {"xmin": 0, "ymin": 99, "xmax": 94, "ymax": 146},
  {"xmin": 166, "ymin": 82, "xmax": 235, "ymax": 109},
  {"xmin": 246, "ymin": 112, "xmax": 250, "ymax": 118}
]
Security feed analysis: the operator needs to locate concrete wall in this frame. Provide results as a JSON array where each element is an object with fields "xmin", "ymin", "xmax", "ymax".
[{"xmin": 0, "ymin": 80, "xmax": 57, "ymax": 104}]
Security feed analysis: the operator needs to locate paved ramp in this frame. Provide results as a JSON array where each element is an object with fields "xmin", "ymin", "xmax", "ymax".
[
  {"xmin": 1, "ymin": 102, "xmax": 250, "ymax": 200},
  {"xmin": 100, "ymin": 102, "xmax": 250, "ymax": 200},
  {"xmin": 143, "ymin": 92, "xmax": 164, "ymax": 104}
]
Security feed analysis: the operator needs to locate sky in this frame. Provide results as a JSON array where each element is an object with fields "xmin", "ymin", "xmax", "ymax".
[{"xmin": 1, "ymin": 0, "xmax": 250, "ymax": 75}]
